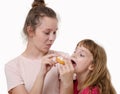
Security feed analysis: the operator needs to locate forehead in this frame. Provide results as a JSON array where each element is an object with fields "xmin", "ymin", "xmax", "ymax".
[
  {"xmin": 41, "ymin": 17, "xmax": 58, "ymax": 26},
  {"xmin": 76, "ymin": 46, "xmax": 92, "ymax": 55},
  {"xmin": 36, "ymin": 17, "xmax": 58, "ymax": 31}
]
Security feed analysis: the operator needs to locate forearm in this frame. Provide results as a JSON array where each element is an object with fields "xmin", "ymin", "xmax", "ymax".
[
  {"xmin": 60, "ymin": 81, "xmax": 73, "ymax": 94},
  {"xmin": 30, "ymin": 72, "xmax": 46, "ymax": 94},
  {"xmin": 10, "ymin": 73, "xmax": 45, "ymax": 94}
]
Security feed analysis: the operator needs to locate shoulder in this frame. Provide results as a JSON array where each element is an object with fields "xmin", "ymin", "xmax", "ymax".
[{"xmin": 5, "ymin": 55, "xmax": 22, "ymax": 69}]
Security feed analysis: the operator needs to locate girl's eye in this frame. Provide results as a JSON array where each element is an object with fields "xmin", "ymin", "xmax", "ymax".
[
  {"xmin": 44, "ymin": 29, "xmax": 51, "ymax": 35},
  {"xmin": 53, "ymin": 31, "xmax": 56, "ymax": 35},
  {"xmin": 45, "ymin": 32, "xmax": 49, "ymax": 35},
  {"xmin": 80, "ymin": 53, "xmax": 85, "ymax": 57},
  {"xmin": 44, "ymin": 31, "xmax": 50, "ymax": 35}
]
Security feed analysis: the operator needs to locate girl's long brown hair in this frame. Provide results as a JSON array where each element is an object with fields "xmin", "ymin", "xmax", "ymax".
[{"xmin": 77, "ymin": 39, "xmax": 116, "ymax": 94}]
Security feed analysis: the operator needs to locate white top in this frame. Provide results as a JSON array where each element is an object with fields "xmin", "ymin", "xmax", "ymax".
[{"xmin": 5, "ymin": 50, "xmax": 68, "ymax": 94}]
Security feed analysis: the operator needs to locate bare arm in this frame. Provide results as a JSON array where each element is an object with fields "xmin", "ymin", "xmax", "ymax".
[
  {"xmin": 60, "ymin": 80, "xmax": 73, "ymax": 94},
  {"xmin": 10, "ymin": 72, "xmax": 45, "ymax": 94},
  {"xmin": 10, "ymin": 72, "xmax": 46, "ymax": 94},
  {"xmin": 59, "ymin": 58, "xmax": 74, "ymax": 94}
]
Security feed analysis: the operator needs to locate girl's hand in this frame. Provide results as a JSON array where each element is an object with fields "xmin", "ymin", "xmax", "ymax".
[
  {"xmin": 58, "ymin": 57, "xmax": 74, "ymax": 94},
  {"xmin": 58, "ymin": 57, "xmax": 74, "ymax": 84},
  {"xmin": 40, "ymin": 54, "xmax": 57, "ymax": 76}
]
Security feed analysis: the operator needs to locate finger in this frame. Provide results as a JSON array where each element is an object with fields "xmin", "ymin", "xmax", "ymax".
[
  {"xmin": 58, "ymin": 64, "xmax": 64, "ymax": 74},
  {"xmin": 64, "ymin": 59, "xmax": 74, "ymax": 72},
  {"xmin": 50, "ymin": 59, "xmax": 56, "ymax": 66}
]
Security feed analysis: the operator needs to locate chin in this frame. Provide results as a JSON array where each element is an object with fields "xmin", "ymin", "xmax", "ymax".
[{"xmin": 41, "ymin": 49, "xmax": 49, "ymax": 54}]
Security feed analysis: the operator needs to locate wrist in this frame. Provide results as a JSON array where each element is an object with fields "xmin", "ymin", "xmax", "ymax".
[
  {"xmin": 61, "ymin": 80, "xmax": 73, "ymax": 88},
  {"xmin": 38, "ymin": 71, "xmax": 46, "ymax": 78}
]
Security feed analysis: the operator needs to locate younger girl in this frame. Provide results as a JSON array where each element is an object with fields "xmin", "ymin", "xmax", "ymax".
[{"xmin": 59, "ymin": 39, "xmax": 116, "ymax": 94}]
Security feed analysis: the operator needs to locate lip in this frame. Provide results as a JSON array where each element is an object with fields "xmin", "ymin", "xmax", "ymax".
[{"xmin": 46, "ymin": 44, "xmax": 52, "ymax": 48}]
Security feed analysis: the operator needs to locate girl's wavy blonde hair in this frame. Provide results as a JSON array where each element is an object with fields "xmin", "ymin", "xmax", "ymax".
[{"xmin": 76, "ymin": 39, "xmax": 116, "ymax": 94}]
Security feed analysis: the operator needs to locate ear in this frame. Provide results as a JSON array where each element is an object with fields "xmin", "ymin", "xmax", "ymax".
[
  {"xmin": 88, "ymin": 63, "xmax": 94, "ymax": 71},
  {"xmin": 26, "ymin": 26, "xmax": 34, "ymax": 37}
]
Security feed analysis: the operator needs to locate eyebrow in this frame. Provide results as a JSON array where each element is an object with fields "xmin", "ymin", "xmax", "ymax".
[
  {"xmin": 46, "ymin": 28, "xmax": 58, "ymax": 32},
  {"xmin": 80, "ymin": 50, "xmax": 87, "ymax": 54},
  {"xmin": 76, "ymin": 49, "xmax": 88, "ymax": 55}
]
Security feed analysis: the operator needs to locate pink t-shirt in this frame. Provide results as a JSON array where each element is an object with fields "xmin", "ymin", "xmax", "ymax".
[
  {"xmin": 5, "ymin": 50, "xmax": 67, "ymax": 94},
  {"xmin": 74, "ymin": 80, "xmax": 100, "ymax": 94}
]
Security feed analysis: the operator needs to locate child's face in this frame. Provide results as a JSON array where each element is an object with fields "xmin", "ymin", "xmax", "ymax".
[{"xmin": 71, "ymin": 45, "xmax": 94, "ymax": 74}]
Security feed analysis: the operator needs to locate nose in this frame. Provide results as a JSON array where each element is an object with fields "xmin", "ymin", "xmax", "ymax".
[
  {"xmin": 71, "ymin": 53, "xmax": 76, "ymax": 58},
  {"xmin": 71, "ymin": 54, "xmax": 77, "ymax": 62},
  {"xmin": 49, "ymin": 33, "xmax": 56, "ymax": 41}
]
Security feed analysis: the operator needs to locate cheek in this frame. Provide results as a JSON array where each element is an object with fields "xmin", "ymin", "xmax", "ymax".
[
  {"xmin": 75, "ymin": 60, "xmax": 91, "ymax": 73},
  {"xmin": 33, "ymin": 36, "xmax": 46, "ymax": 46},
  {"xmin": 35, "ymin": 36, "xmax": 44, "ymax": 42},
  {"xmin": 37, "ymin": 33, "xmax": 47, "ymax": 41},
  {"xmin": 54, "ymin": 35, "xmax": 56, "ymax": 39},
  {"xmin": 51, "ymin": 34, "xmax": 56, "ymax": 40}
]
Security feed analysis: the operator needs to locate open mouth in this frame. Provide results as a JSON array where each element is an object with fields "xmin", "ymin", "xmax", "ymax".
[{"xmin": 71, "ymin": 59, "xmax": 76, "ymax": 67}]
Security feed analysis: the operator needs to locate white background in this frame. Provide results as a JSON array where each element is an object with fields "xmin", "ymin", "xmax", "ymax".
[{"xmin": 0, "ymin": 0, "xmax": 120, "ymax": 94}]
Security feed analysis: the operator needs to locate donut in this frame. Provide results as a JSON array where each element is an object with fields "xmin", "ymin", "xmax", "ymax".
[{"xmin": 56, "ymin": 56, "xmax": 65, "ymax": 65}]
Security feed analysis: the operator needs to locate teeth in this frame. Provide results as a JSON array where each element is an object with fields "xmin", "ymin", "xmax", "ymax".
[{"xmin": 73, "ymin": 73, "xmax": 77, "ymax": 80}]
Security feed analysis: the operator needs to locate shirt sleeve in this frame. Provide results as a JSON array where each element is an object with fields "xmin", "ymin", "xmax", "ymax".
[{"xmin": 5, "ymin": 62, "xmax": 24, "ymax": 92}]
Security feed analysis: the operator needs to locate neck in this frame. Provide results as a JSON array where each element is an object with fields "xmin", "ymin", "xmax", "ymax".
[
  {"xmin": 22, "ymin": 42, "xmax": 48, "ymax": 60},
  {"xmin": 76, "ymin": 71, "xmax": 89, "ymax": 91}
]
